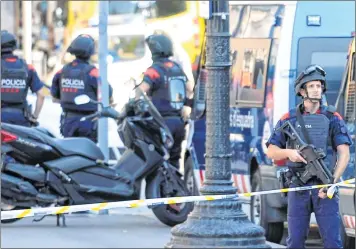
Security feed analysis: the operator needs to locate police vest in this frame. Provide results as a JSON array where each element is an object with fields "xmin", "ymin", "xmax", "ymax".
[
  {"xmin": 1, "ymin": 58, "xmax": 29, "ymax": 105},
  {"xmin": 150, "ymin": 60, "xmax": 187, "ymax": 116},
  {"xmin": 286, "ymin": 105, "xmax": 336, "ymax": 173},
  {"xmin": 59, "ymin": 63, "xmax": 97, "ymax": 112}
]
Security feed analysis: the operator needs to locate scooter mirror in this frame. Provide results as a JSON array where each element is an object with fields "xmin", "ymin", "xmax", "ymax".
[{"xmin": 74, "ymin": 95, "xmax": 91, "ymax": 105}]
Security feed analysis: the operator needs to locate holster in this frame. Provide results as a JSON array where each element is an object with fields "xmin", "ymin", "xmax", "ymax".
[
  {"xmin": 278, "ymin": 169, "xmax": 293, "ymax": 197},
  {"xmin": 23, "ymin": 104, "xmax": 38, "ymax": 126},
  {"xmin": 23, "ymin": 105, "xmax": 32, "ymax": 120}
]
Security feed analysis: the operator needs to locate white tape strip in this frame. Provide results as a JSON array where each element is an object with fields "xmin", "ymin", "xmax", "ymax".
[{"xmin": 2, "ymin": 178, "xmax": 354, "ymax": 220}]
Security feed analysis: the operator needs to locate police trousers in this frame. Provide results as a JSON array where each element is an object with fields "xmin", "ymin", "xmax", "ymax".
[
  {"xmin": 287, "ymin": 180, "xmax": 342, "ymax": 248},
  {"xmin": 163, "ymin": 116, "xmax": 186, "ymax": 169},
  {"xmin": 1, "ymin": 108, "xmax": 31, "ymax": 127},
  {"xmin": 60, "ymin": 112, "xmax": 98, "ymax": 143}
]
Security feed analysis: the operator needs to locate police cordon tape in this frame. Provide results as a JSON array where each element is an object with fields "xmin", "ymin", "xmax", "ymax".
[{"xmin": 1, "ymin": 178, "xmax": 354, "ymax": 220}]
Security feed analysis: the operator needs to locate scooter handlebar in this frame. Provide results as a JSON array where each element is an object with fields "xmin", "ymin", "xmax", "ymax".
[
  {"xmin": 80, "ymin": 112, "xmax": 101, "ymax": 122},
  {"xmin": 79, "ymin": 107, "xmax": 124, "ymax": 122}
]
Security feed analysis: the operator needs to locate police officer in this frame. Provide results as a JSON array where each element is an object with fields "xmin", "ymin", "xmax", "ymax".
[
  {"xmin": 266, "ymin": 65, "xmax": 352, "ymax": 248},
  {"xmin": 51, "ymin": 34, "xmax": 114, "ymax": 142},
  {"xmin": 1, "ymin": 30, "xmax": 46, "ymax": 126},
  {"xmin": 138, "ymin": 34, "xmax": 191, "ymax": 169},
  {"xmin": 151, "ymin": 30, "xmax": 195, "ymax": 121}
]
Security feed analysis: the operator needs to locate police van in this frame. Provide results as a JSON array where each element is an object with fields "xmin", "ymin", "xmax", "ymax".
[
  {"xmin": 337, "ymin": 37, "xmax": 355, "ymax": 249},
  {"xmin": 190, "ymin": 1, "xmax": 355, "ymax": 244}
]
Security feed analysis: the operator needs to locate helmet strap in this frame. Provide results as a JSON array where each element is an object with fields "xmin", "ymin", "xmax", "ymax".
[{"xmin": 303, "ymin": 89, "xmax": 322, "ymax": 103}]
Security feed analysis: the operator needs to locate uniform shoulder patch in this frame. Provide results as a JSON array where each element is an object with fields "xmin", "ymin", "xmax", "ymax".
[
  {"xmin": 89, "ymin": 68, "xmax": 99, "ymax": 78},
  {"xmin": 144, "ymin": 67, "xmax": 160, "ymax": 80},
  {"xmin": 281, "ymin": 112, "xmax": 290, "ymax": 121},
  {"xmin": 333, "ymin": 112, "xmax": 343, "ymax": 120},
  {"xmin": 27, "ymin": 64, "xmax": 35, "ymax": 71}
]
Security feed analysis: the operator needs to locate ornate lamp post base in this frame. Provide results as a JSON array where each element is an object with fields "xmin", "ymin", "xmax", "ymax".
[{"xmin": 166, "ymin": 182, "xmax": 270, "ymax": 248}]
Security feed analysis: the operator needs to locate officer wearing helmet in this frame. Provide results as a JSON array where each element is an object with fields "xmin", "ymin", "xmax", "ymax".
[
  {"xmin": 152, "ymin": 30, "xmax": 195, "ymax": 120},
  {"xmin": 138, "ymin": 34, "xmax": 192, "ymax": 169},
  {"xmin": 51, "ymin": 34, "xmax": 114, "ymax": 142},
  {"xmin": 266, "ymin": 65, "xmax": 352, "ymax": 248},
  {"xmin": 1, "ymin": 30, "xmax": 46, "ymax": 126}
]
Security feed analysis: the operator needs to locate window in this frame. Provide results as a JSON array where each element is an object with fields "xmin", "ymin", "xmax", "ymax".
[
  {"xmin": 230, "ymin": 5, "xmax": 282, "ymax": 38},
  {"xmin": 311, "ymin": 52, "xmax": 348, "ymax": 68},
  {"xmin": 146, "ymin": 1, "xmax": 187, "ymax": 18},
  {"xmin": 230, "ymin": 39, "xmax": 271, "ymax": 107},
  {"xmin": 297, "ymin": 37, "xmax": 352, "ymax": 106},
  {"xmin": 91, "ymin": 35, "xmax": 146, "ymax": 64},
  {"xmin": 108, "ymin": 1, "xmax": 138, "ymax": 15}
]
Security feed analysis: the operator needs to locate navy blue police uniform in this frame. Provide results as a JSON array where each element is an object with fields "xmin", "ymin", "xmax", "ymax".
[
  {"xmin": 267, "ymin": 104, "xmax": 352, "ymax": 248},
  {"xmin": 51, "ymin": 59, "xmax": 113, "ymax": 142},
  {"xmin": 1, "ymin": 54, "xmax": 44, "ymax": 127},
  {"xmin": 143, "ymin": 58, "xmax": 188, "ymax": 168},
  {"xmin": 267, "ymin": 64, "xmax": 353, "ymax": 248}
]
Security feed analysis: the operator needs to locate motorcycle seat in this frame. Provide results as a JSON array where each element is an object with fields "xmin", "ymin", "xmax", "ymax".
[
  {"xmin": 51, "ymin": 138, "xmax": 105, "ymax": 160},
  {"xmin": 1, "ymin": 123, "xmax": 104, "ymax": 160}
]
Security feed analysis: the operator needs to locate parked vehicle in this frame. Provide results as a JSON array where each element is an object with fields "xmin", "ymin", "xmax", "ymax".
[
  {"xmin": 1, "ymin": 88, "xmax": 193, "ymax": 227},
  {"xmin": 191, "ymin": 1, "xmax": 355, "ymax": 243}
]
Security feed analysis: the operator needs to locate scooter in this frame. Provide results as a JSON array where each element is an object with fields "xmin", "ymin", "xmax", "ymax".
[{"xmin": 1, "ymin": 89, "xmax": 193, "ymax": 227}]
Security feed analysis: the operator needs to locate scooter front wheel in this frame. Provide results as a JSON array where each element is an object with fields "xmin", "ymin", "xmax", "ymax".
[{"xmin": 146, "ymin": 170, "xmax": 194, "ymax": 227}]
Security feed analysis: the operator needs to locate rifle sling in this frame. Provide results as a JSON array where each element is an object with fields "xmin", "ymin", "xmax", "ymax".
[{"xmin": 296, "ymin": 104, "xmax": 313, "ymax": 145}]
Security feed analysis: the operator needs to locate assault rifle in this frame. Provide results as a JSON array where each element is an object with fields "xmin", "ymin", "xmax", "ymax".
[{"xmin": 276, "ymin": 121, "xmax": 334, "ymax": 185}]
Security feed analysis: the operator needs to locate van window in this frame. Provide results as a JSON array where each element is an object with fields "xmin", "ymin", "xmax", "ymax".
[
  {"xmin": 230, "ymin": 5, "xmax": 281, "ymax": 38},
  {"xmin": 91, "ymin": 35, "xmax": 146, "ymax": 64},
  {"xmin": 311, "ymin": 52, "xmax": 347, "ymax": 67},
  {"xmin": 297, "ymin": 37, "xmax": 352, "ymax": 106},
  {"xmin": 109, "ymin": 1, "xmax": 137, "ymax": 15},
  {"xmin": 230, "ymin": 39, "xmax": 271, "ymax": 107},
  {"xmin": 148, "ymin": 1, "xmax": 187, "ymax": 18}
]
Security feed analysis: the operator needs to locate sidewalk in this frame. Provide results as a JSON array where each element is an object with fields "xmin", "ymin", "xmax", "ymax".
[
  {"xmin": 104, "ymin": 208, "xmax": 286, "ymax": 248},
  {"xmin": 2, "ymin": 210, "xmax": 286, "ymax": 248}
]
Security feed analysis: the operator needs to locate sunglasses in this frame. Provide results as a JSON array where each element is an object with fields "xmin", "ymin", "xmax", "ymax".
[{"xmin": 296, "ymin": 65, "xmax": 326, "ymax": 83}]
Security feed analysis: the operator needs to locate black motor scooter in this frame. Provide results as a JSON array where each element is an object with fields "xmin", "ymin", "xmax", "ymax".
[{"xmin": 1, "ymin": 89, "xmax": 193, "ymax": 226}]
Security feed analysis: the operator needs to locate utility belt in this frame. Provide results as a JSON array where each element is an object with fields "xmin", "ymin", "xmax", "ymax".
[
  {"xmin": 2, "ymin": 104, "xmax": 31, "ymax": 116},
  {"xmin": 277, "ymin": 167, "xmax": 321, "ymax": 197},
  {"xmin": 1, "ymin": 106, "xmax": 24, "ymax": 114},
  {"xmin": 60, "ymin": 110, "xmax": 98, "ymax": 133},
  {"xmin": 2, "ymin": 105, "xmax": 38, "ymax": 126}
]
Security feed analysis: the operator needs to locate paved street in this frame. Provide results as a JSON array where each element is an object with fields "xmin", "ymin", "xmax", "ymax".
[
  {"xmin": 2, "ymin": 206, "xmax": 285, "ymax": 248},
  {"xmin": 2, "ymin": 200, "xmax": 325, "ymax": 248}
]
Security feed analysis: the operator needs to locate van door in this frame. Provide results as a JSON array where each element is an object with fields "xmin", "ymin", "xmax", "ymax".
[{"xmin": 338, "ymin": 49, "xmax": 355, "ymax": 240}]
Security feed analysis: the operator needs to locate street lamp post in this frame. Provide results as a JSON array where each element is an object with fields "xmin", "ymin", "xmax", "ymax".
[
  {"xmin": 166, "ymin": 0, "xmax": 271, "ymax": 247},
  {"xmin": 98, "ymin": 1, "xmax": 110, "ymax": 162}
]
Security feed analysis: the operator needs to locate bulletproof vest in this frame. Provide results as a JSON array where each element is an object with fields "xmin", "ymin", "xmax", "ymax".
[
  {"xmin": 60, "ymin": 63, "xmax": 97, "ymax": 112},
  {"xmin": 286, "ymin": 107, "xmax": 335, "ymax": 173},
  {"xmin": 150, "ymin": 60, "xmax": 187, "ymax": 116},
  {"xmin": 1, "ymin": 58, "xmax": 29, "ymax": 105}
]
